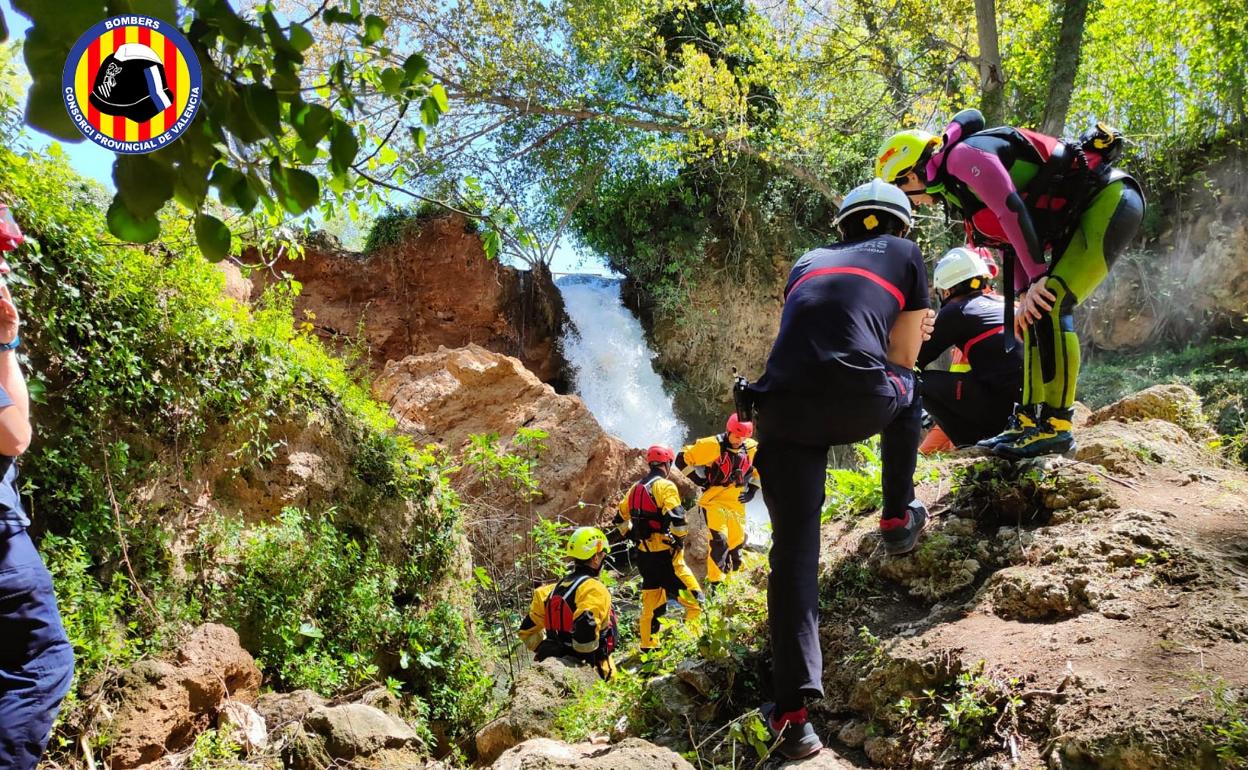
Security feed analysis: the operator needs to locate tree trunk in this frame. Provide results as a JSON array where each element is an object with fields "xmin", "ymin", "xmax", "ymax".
[
  {"xmin": 975, "ymin": 0, "xmax": 1004, "ymax": 125},
  {"xmin": 1040, "ymin": 0, "xmax": 1092, "ymax": 136}
]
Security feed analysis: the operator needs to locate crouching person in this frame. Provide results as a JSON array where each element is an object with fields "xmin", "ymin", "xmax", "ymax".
[
  {"xmin": 518, "ymin": 527, "xmax": 618, "ymax": 680},
  {"xmin": 0, "ymin": 205, "xmax": 75, "ymax": 770}
]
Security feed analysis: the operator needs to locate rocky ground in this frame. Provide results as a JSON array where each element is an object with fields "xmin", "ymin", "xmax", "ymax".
[
  {"xmin": 474, "ymin": 383, "xmax": 1248, "ymax": 770},
  {"xmin": 91, "ymin": 382, "xmax": 1247, "ymax": 770}
]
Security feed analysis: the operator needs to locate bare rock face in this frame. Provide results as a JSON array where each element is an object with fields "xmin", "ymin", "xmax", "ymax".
[
  {"xmin": 491, "ymin": 737, "xmax": 696, "ymax": 770},
  {"xmin": 250, "ymin": 214, "xmax": 568, "ymax": 386},
  {"xmin": 475, "ymin": 657, "xmax": 600, "ymax": 764},
  {"xmin": 375, "ymin": 345, "xmax": 647, "ymax": 566},
  {"xmin": 104, "ymin": 624, "xmax": 262, "ymax": 769},
  {"xmin": 1079, "ymin": 148, "xmax": 1248, "ymax": 349}
]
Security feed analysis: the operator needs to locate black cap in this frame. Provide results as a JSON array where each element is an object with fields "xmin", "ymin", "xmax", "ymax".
[{"xmin": 89, "ymin": 43, "xmax": 174, "ymax": 123}]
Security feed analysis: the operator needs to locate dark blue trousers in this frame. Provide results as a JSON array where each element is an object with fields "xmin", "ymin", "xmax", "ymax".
[
  {"xmin": 755, "ymin": 366, "xmax": 921, "ymax": 711},
  {"xmin": 0, "ymin": 530, "xmax": 74, "ymax": 770}
]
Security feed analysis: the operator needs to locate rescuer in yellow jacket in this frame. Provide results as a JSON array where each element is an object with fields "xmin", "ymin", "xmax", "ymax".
[
  {"xmin": 518, "ymin": 527, "xmax": 618, "ymax": 679},
  {"xmin": 677, "ymin": 413, "xmax": 760, "ymax": 586},
  {"xmin": 613, "ymin": 445, "xmax": 704, "ymax": 649}
]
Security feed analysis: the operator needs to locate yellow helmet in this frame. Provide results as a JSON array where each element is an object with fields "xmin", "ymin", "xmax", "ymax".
[
  {"xmin": 875, "ymin": 130, "xmax": 940, "ymax": 183},
  {"xmin": 567, "ymin": 526, "xmax": 609, "ymax": 561}
]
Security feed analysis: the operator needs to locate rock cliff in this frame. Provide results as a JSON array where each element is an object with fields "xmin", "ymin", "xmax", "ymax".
[{"xmin": 251, "ymin": 214, "xmax": 570, "ymax": 388}]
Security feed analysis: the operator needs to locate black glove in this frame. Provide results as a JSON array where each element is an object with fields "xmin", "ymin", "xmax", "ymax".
[
  {"xmin": 738, "ymin": 484, "xmax": 758, "ymax": 504},
  {"xmin": 733, "ymin": 374, "xmax": 757, "ymax": 423},
  {"xmin": 667, "ymin": 534, "xmax": 684, "ymax": 551}
]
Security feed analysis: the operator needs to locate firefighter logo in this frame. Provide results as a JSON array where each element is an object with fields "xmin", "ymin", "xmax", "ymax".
[{"xmin": 62, "ymin": 16, "xmax": 202, "ymax": 154}]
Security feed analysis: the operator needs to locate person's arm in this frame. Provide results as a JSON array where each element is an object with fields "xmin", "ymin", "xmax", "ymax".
[
  {"xmin": 614, "ymin": 493, "xmax": 632, "ymax": 538},
  {"xmin": 571, "ymin": 581, "xmax": 612, "ymax": 654},
  {"xmin": 888, "ymin": 311, "xmax": 931, "ymax": 369},
  {"xmin": 0, "ymin": 281, "xmax": 29, "ymax": 457},
  {"xmin": 655, "ymin": 480, "xmax": 689, "ymax": 541},
  {"xmin": 944, "ymin": 141, "xmax": 1047, "ymax": 283},
  {"xmin": 916, "ymin": 306, "xmax": 962, "ymax": 370},
  {"xmin": 518, "ymin": 585, "xmax": 551, "ymax": 652}
]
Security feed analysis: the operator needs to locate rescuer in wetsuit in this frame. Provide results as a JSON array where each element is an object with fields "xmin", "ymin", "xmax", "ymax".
[
  {"xmin": 917, "ymin": 246, "xmax": 1023, "ymax": 448},
  {"xmin": 878, "ymin": 110, "xmax": 1145, "ymax": 458}
]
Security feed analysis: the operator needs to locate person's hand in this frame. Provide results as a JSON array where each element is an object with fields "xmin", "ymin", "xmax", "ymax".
[
  {"xmin": 738, "ymin": 485, "xmax": 758, "ymax": 504},
  {"xmin": 1013, "ymin": 280, "xmax": 1055, "ymax": 340},
  {"xmin": 0, "ymin": 281, "xmax": 19, "ymax": 346},
  {"xmin": 920, "ymin": 308, "xmax": 936, "ymax": 341}
]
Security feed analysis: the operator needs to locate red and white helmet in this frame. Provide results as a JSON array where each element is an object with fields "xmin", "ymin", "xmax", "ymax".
[
  {"xmin": 726, "ymin": 413, "xmax": 753, "ymax": 438},
  {"xmin": 0, "ymin": 204, "xmax": 25, "ymax": 253},
  {"xmin": 646, "ymin": 445, "xmax": 675, "ymax": 464}
]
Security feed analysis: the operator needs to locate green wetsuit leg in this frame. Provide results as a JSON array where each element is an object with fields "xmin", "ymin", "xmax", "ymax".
[{"xmin": 1033, "ymin": 180, "xmax": 1145, "ymax": 409}]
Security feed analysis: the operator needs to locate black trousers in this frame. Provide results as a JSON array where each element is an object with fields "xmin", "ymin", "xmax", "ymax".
[
  {"xmin": 920, "ymin": 370, "xmax": 1019, "ymax": 447},
  {"xmin": 754, "ymin": 367, "xmax": 920, "ymax": 710}
]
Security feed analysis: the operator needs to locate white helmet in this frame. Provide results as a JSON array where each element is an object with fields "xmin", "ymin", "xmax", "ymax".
[
  {"xmin": 833, "ymin": 178, "xmax": 913, "ymax": 231},
  {"xmin": 933, "ymin": 247, "xmax": 991, "ymax": 291}
]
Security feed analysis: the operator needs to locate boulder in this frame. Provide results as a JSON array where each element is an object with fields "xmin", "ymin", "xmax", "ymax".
[
  {"xmin": 1075, "ymin": 418, "xmax": 1215, "ymax": 476},
  {"xmin": 251, "ymin": 213, "xmax": 568, "ymax": 385},
  {"xmin": 474, "ymin": 657, "xmax": 600, "ymax": 764},
  {"xmin": 256, "ymin": 689, "xmax": 329, "ymax": 729},
  {"xmin": 986, "ymin": 565, "xmax": 1099, "ymax": 621},
  {"xmin": 1087, "ymin": 383, "xmax": 1215, "ymax": 441},
  {"xmin": 836, "ymin": 719, "xmax": 868, "ymax": 748},
  {"xmin": 303, "ymin": 703, "xmax": 421, "ymax": 760},
  {"xmin": 490, "ymin": 737, "xmax": 696, "ymax": 770},
  {"xmin": 375, "ymin": 345, "xmax": 648, "ymax": 567},
  {"xmin": 104, "ymin": 624, "xmax": 262, "ymax": 769},
  {"xmin": 218, "ymin": 700, "xmax": 268, "ymax": 753}
]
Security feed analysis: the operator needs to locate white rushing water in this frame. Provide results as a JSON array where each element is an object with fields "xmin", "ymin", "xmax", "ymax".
[{"xmin": 556, "ymin": 274, "xmax": 770, "ymax": 542}]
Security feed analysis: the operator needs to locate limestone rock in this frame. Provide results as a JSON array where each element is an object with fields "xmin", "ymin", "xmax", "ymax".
[
  {"xmin": 781, "ymin": 748, "xmax": 858, "ymax": 768},
  {"xmin": 863, "ymin": 735, "xmax": 908, "ymax": 766},
  {"xmin": 986, "ymin": 566, "xmax": 1098, "ymax": 621},
  {"xmin": 257, "ymin": 689, "xmax": 329, "ymax": 729},
  {"xmin": 1075, "ymin": 418, "xmax": 1214, "ymax": 476},
  {"xmin": 104, "ymin": 624, "xmax": 262, "ymax": 769},
  {"xmin": 375, "ymin": 345, "xmax": 647, "ymax": 567},
  {"xmin": 490, "ymin": 737, "xmax": 695, "ymax": 770},
  {"xmin": 250, "ymin": 213, "xmax": 568, "ymax": 384},
  {"xmin": 646, "ymin": 673, "xmax": 699, "ymax": 720},
  {"xmin": 836, "ymin": 719, "xmax": 868, "ymax": 748},
  {"xmin": 474, "ymin": 657, "xmax": 600, "ymax": 764},
  {"xmin": 303, "ymin": 703, "xmax": 421, "ymax": 760},
  {"xmin": 218, "ymin": 700, "xmax": 268, "ymax": 753},
  {"xmin": 1087, "ymin": 383, "xmax": 1215, "ymax": 441}
]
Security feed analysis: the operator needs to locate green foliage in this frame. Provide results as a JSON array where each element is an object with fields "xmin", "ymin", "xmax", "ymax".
[
  {"xmin": 1200, "ymin": 676, "xmax": 1248, "ymax": 768},
  {"xmin": 1, "ymin": 144, "xmax": 489, "ymax": 746},
  {"xmin": 1080, "ymin": 337, "xmax": 1248, "ymax": 465},
  {"xmin": 893, "ymin": 661, "xmax": 1025, "ymax": 753},
  {"xmin": 186, "ymin": 728, "xmax": 244, "ymax": 770},
  {"xmin": 8, "ymin": 0, "xmax": 446, "ymax": 252},
  {"xmin": 822, "ymin": 439, "xmax": 883, "ymax": 521}
]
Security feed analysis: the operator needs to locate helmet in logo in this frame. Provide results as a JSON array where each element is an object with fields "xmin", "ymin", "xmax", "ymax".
[{"xmin": 89, "ymin": 43, "xmax": 174, "ymax": 123}]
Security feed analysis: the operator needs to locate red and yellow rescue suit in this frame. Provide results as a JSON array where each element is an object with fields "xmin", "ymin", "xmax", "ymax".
[
  {"xmin": 677, "ymin": 434, "xmax": 760, "ymax": 584},
  {"xmin": 613, "ymin": 472, "xmax": 703, "ymax": 649},
  {"xmin": 518, "ymin": 566, "xmax": 618, "ymax": 679}
]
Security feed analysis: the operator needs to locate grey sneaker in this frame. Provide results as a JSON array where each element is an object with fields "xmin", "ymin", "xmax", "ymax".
[
  {"xmin": 880, "ymin": 500, "xmax": 928, "ymax": 556},
  {"xmin": 761, "ymin": 703, "xmax": 823, "ymax": 760}
]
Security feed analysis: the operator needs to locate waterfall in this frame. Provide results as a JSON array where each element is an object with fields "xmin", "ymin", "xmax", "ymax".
[{"xmin": 556, "ymin": 274, "xmax": 770, "ymax": 543}]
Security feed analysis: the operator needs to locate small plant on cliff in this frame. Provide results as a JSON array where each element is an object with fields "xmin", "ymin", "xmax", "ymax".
[{"xmin": 1198, "ymin": 675, "xmax": 1248, "ymax": 767}]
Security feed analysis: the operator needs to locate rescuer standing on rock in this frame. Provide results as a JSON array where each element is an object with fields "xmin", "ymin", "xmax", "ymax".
[
  {"xmin": 614, "ymin": 445, "xmax": 705, "ymax": 649},
  {"xmin": 518, "ymin": 527, "xmax": 619, "ymax": 679},
  {"xmin": 877, "ymin": 109, "xmax": 1144, "ymax": 458},
  {"xmin": 676, "ymin": 413, "xmax": 760, "ymax": 589},
  {"xmin": 744, "ymin": 179, "xmax": 935, "ymax": 759},
  {"xmin": 917, "ymin": 246, "xmax": 1024, "ymax": 448},
  {"xmin": 0, "ymin": 203, "xmax": 75, "ymax": 770}
]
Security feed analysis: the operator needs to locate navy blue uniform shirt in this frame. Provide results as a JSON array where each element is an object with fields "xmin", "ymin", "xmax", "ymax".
[
  {"xmin": 757, "ymin": 234, "xmax": 930, "ymax": 396},
  {"xmin": 917, "ymin": 292, "xmax": 1023, "ymax": 387},
  {"xmin": 0, "ymin": 382, "xmax": 27, "ymax": 535}
]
